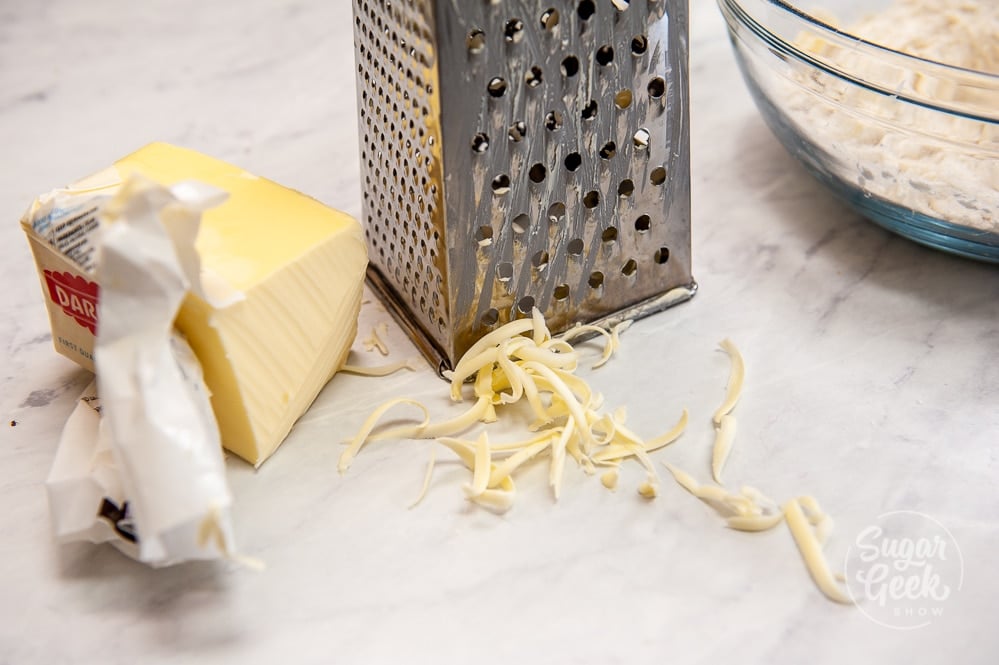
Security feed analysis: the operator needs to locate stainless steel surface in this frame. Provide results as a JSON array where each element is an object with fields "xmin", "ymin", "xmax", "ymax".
[{"xmin": 353, "ymin": 0, "xmax": 693, "ymax": 373}]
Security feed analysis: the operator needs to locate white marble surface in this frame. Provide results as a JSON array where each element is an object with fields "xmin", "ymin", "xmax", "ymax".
[{"xmin": 2, "ymin": 1, "xmax": 998, "ymax": 663}]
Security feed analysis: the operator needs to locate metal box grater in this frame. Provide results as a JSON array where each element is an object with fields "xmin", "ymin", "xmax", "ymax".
[{"xmin": 352, "ymin": 0, "xmax": 695, "ymax": 374}]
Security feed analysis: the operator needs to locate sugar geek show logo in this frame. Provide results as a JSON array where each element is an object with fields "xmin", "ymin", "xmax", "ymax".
[{"xmin": 844, "ymin": 511, "xmax": 963, "ymax": 629}]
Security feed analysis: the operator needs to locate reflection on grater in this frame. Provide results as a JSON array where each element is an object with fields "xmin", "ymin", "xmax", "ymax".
[{"xmin": 352, "ymin": 0, "xmax": 694, "ymax": 374}]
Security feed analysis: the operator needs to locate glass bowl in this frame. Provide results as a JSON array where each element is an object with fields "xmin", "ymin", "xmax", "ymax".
[{"xmin": 717, "ymin": 0, "xmax": 999, "ymax": 262}]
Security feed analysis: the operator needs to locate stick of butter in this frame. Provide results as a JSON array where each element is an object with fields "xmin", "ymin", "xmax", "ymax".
[{"xmin": 22, "ymin": 143, "xmax": 368, "ymax": 466}]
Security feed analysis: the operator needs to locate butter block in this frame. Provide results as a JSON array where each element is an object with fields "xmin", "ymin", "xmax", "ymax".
[{"xmin": 22, "ymin": 143, "xmax": 368, "ymax": 466}]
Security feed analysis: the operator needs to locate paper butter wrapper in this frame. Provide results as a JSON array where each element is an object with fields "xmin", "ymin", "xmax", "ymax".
[{"xmin": 44, "ymin": 175, "xmax": 246, "ymax": 567}]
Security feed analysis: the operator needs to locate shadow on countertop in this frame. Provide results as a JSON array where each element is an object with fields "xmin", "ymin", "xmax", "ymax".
[{"xmin": 729, "ymin": 114, "xmax": 999, "ymax": 323}]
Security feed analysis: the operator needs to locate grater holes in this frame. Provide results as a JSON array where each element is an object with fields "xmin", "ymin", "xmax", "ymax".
[
  {"xmin": 471, "ymin": 133, "xmax": 490, "ymax": 153},
  {"xmin": 651, "ymin": 166, "xmax": 667, "ymax": 185},
  {"xmin": 581, "ymin": 101, "xmax": 598, "ymax": 121},
  {"xmin": 631, "ymin": 35, "xmax": 648, "ymax": 55},
  {"xmin": 487, "ymin": 77, "xmax": 508, "ymax": 97},
  {"xmin": 601, "ymin": 227, "xmax": 618, "ymax": 243},
  {"xmin": 548, "ymin": 202, "xmax": 566, "ymax": 223},
  {"xmin": 633, "ymin": 128, "xmax": 651, "ymax": 150},
  {"xmin": 615, "ymin": 89, "xmax": 633, "ymax": 109},
  {"xmin": 504, "ymin": 19, "xmax": 525, "ymax": 43},
  {"xmin": 497, "ymin": 262, "xmax": 514, "ymax": 283},
  {"xmin": 596, "ymin": 46, "xmax": 614, "ymax": 66},
  {"xmin": 621, "ymin": 259, "xmax": 638, "ymax": 277},
  {"xmin": 567, "ymin": 238, "xmax": 585, "ymax": 256},
  {"xmin": 540, "ymin": 8, "xmax": 560, "ymax": 30},
  {"xmin": 648, "ymin": 76, "xmax": 666, "ymax": 98},
  {"xmin": 564, "ymin": 152, "xmax": 582, "ymax": 172},
  {"xmin": 476, "ymin": 226, "xmax": 494, "ymax": 244},
  {"xmin": 517, "ymin": 296, "xmax": 536, "ymax": 315},
  {"xmin": 511, "ymin": 213, "xmax": 529, "ymax": 235},
  {"xmin": 532, "ymin": 250, "xmax": 550, "ymax": 269},
  {"xmin": 561, "ymin": 56, "xmax": 579, "ymax": 78},
  {"xmin": 529, "ymin": 164, "xmax": 547, "ymax": 183},
  {"xmin": 554, "ymin": 284, "xmax": 570, "ymax": 301},
  {"xmin": 583, "ymin": 190, "xmax": 600, "ymax": 209},
  {"xmin": 618, "ymin": 179, "xmax": 635, "ymax": 197},
  {"xmin": 577, "ymin": 1, "xmax": 596, "ymax": 20},
  {"xmin": 481, "ymin": 308, "xmax": 500, "ymax": 327},
  {"xmin": 635, "ymin": 214, "xmax": 651, "ymax": 232},
  {"xmin": 588, "ymin": 271, "xmax": 605, "ymax": 290},
  {"xmin": 525, "ymin": 66, "xmax": 543, "ymax": 88},
  {"xmin": 545, "ymin": 111, "xmax": 564, "ymax": 131},
  {"xmin": 654, "ymin": 247, "xmax": 671, "ymax": 264},
  {"xmin": 599, "ymin": 141, "xmax": 617, "ymax": 160},
  {"xmin": 508, "ymin": 121, "xmax": 527, "ymax": 142},
  {"xmin": 492, "ymin": 174, "xmax": 511, "ymax": 194}
]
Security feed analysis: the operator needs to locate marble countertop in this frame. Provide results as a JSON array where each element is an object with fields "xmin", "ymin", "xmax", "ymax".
[{"xmin": 2, "ymin": 2, "xmax": 997, "ymax": 663}]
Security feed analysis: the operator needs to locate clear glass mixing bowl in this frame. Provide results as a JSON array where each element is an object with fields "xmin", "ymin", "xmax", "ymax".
[{"xmin": 717, "ymin": 0, "xmax": 999, "ymax": 262}]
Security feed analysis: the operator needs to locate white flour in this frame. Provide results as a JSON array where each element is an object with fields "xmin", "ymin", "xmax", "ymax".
[{"xmin": 786, "ymin": 0, "xmax": 998, "ymax": 233}]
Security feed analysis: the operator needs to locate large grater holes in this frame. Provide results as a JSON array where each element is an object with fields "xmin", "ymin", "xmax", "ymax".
[
  {"xmin": 631, "ymin": 34, "xmax": 648, "ymax": 55},
  {"xmin": 651, "ymin": 166, "xmax": 667, "ymax": 185},
  {"xmin": 635, "ymin": 214, "xmax": 651, "ymax": 232},
  {"xmin": 633, "ymin": 128, "xmax": 651, "ymax": 150},
  {"xmin": 621, "ymin": 259, "xmax": 638, "ymax": 277},
  {"xmin": 599, "ymin": 141, "xmax": 617, "ymax": 160},
  {"xmin": 471, "ymin": 133, "xmax": 490, "ymax": 153},
  {"xmin": 561, "ymin": 56, "xmax": 580, "ymax": 78},
  {"xmin": 654, "ymin": 247, "xmax": 671, "ymax": 264},
  {"xmin": 487, "ymin": 77, "xmax": 508, "ymax": 97},
  {"xmin": 548, "ymin": 202, "xmax": 566, "ymax": 223},
  {"xmin": 491, "ymin": 174, "xmax": 511, "ymax": 195},
  {"xmin": 504, "ymin": 18, "xmax": 525, "ymax": 44},
  {"xmin": 583, "ymin": 190, "xmax": 600, "ymax": 209},
  {"xmin": 545, "ymin": 111, "xmax": 564, "ymax": 131},
  {"xmin": 596, "ymin": 45, "xmax": 615, "ymax": 66},
  {"xmin": 540, "ymin": 8, "xmax": 560, "ymax": 30},
  {"xmin": 577, "ymin": 1, "xmax": 596, "ymax": 20},
  {"xmin": 511, "ymin": 213, "xmax": 529, "ymax": 236},
  {"xmin": 564, "ymin": 152, "xmax": 582, "ymax": 172},
  {"xmin": 525, "ymin": 66, "xmax": 544, "ymax": 88},
  {"xmin": 648, "ymin": 76, "xmax": 666, "ymax": 98},
  {"xmin": 615, "ymin": 89, "xmax": 633, "ymax": 109},
  {"xmin": 467, "ymin": 29, "xmax": 486, "ymax": 54},
  {"xmin": 508, "ymin": 121, "xmax": 527, "ymax": 142},
  {"xmin": 529, "ymin": 164, "xmax": 547, "ymax": 183},
  {"xmin": 581, "ymin": 100, "xmax": 598, "ymax": 121}
]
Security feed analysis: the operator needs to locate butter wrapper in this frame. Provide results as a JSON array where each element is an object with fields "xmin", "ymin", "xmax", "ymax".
[{"xmin": 43, "ymin": 175, "xmax": 244, "ymax": 567}]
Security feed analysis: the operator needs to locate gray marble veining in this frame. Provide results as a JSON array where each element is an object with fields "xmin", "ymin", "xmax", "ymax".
[{"xmin": 1, "ymin": 1, "xmax": 997, "ymax": 664}]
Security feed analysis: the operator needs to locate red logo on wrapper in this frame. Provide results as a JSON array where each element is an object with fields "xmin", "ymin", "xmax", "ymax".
[{"xmin": 43, "ymin": 270, "xmax": 99, "ymax": 334}]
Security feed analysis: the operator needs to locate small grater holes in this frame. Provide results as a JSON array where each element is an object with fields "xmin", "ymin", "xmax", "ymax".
[
  {"xmin": 588, "ymin": 271, "xmax": 605, "ymax": 290},
  {"xmin": 471, "ymin": 133, "xmax": 490, "ymax": 153},
  {"xmin": 633, "ymin": 128, "xmax": 651, "ymax": 150},
  {"xmin": 567, "ymin": 238, "xmax": 585, "ymax": 256},
  {"xmin": 583, "ymin": 190, "xmax": 600, "ymax": 209},
  {"xmin": 511, "ymin": 213, "xmax": 530, "ymax": 235},
  {"xmin": 614, "ymin": 89, "xmax": 633, "ymax": 109},
  {"xmin": 596, "ymin": 46, "xmax": 615, "ymax": 66},
  {"xmin": 654, "ymin": 247, "xmax": 671, "ymax": 264},
  {"xmin": 481, "ymin": 309, "xmax": 500, "ymax": 327},
  {"xmin": 504, "ymin": 18, "xmax": 525, "ymax": 44},
  {"xmin": 553, "ymin": 284, "xmax": 570, "ymax": 301},
  {"xmin": 618, "ymin": 179, "xmax": 635, "ymax": 197},
  {"xmin": 564, "ymin": 152, "xmax": 582, "ymax": 172},
  {"xmin": 581, "ymin": 100, "xmax": 598, "ymax": 121},
  {"xmin": 529, "ymin": 163, "xmax": 547, "ymax": 183},
  {"xmin": 621, "ymin": 259, "xmax": 638, "ymax": 277},
  {"xmin": 532, "ymin": 250, "xmax": 550, "ymax": 270},
  {"xmin": 517, "ymin": 296, "xmax": 536, "ymax": 315},
  {"xmin": 540, "ymin": 8, "xmax": 560, "ymax": 30},
  {"xmin": 545, "ymin": 111, "xmax": 564, "ymax": 131},
  {"xmin": 561, "ymin": 56, "xmax": 579, "ymax": 77},
  {"xmin": 497, "ymin": 262, "xmax": 514, "ymax": 283},
  {"xmin": 492, "ymin": 174, "xmax": 511, "ymax": 194},
  {"xmin": 577, "ymin": 1, "xmax": 596, "ymax": 20},
  {"xmin": 525, "ymin": 66, "xmax": 543, "ymax": 88},
  {"xmin": 487, "ymin": 77, "xmax": 508, "ymax": 97},
  {"xmin": 635, "ymin": 214, "xmax": 651, "ymax": 232},
  {"xmin": 631, "ymin": 34, "xmax": 648, "ymax": 55},
  {"xmin": 648, "ymin": 76, "xmax": 666, "ymax": 98},
  {"xmin": 650, "ymin": 166, "xmax": 667, "ymax": 185},
  {"xmin": 599, "ymin": 141, "xmax": 617, "ymax": 160},
  {"xmin": 548, "ymin": 201, "xmax": 566, "ymax": 223},
  {"xmin": 508, "ymin": 121, "xmax": 527, "ymax": 142}
]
